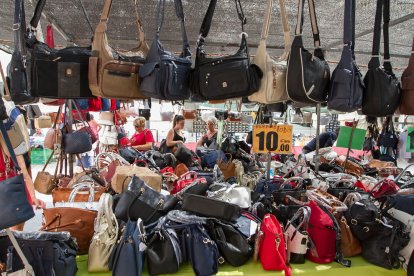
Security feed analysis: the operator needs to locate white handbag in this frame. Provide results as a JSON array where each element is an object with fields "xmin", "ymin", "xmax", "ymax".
[
  {"xmin": 249, "ymin": 0, "xmax": 291, "ymax": 104},
  {"xmin": 99, "ymin": 125, "xmax": 118, "ymax": 146},
  {"xmin": 285, "ymin": 206, "xmax": 311, "ymax": 262},
  {"xmin": 207, "ymin": 183, "xmax": 251, "ymax": 208},
  {"xmin": 2, "ymin": 230, "xmax": 35, "ymax": 276},
  {"xmin": 88, "ymin": 193, "xmax": 119, "ymax": 272}
]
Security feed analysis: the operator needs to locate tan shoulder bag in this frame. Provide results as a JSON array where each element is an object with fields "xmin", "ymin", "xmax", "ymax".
[
  {"xmin": 89, "ymin": 0, "xmax": 149, "ymax": 99},
  {"xmin": 249, "ymin": 0, "xmax": 291, "ymax": 104}
]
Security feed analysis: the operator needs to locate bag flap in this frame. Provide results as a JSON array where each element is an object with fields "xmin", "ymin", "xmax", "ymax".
[{"xmin": 139, "ymin": 62, "xmax": 158, "ymax": 78}]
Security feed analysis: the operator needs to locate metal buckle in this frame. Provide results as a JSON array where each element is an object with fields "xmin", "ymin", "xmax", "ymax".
[
  {"xmin": 351, "ymin": 219, "xmax": 357, "ymax": 225},
  {"xmin": 363, "ymin": 226, "xmax": 370, "ymax": 233}
]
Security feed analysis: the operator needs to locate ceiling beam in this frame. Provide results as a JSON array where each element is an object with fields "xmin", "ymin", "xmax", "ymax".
[{"xmin": 326, "ymin": 12, "xmax": 414, "ymax": 49}]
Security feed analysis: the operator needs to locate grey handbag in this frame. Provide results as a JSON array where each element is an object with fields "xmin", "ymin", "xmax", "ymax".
[
  {"xmin": 139, "ymin": 0, "xmax": 192, "ymax": 100},
  {"xmin": 328, "ymin": 0, "xmax": 364, "ymax": 112}
]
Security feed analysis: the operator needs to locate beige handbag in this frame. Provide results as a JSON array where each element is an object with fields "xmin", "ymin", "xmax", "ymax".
[
  {"xmin": 88, "ymin": 193, "xmax": 118, "ymax": 272},
  {"xmin": 34, "ymin": 115, "xmax": 52, "ymax": 129},
  {"xmin": 34, "ymin": 149, "xmax": 59, "ymax": 194},
  {"xmin": 89, "ymin": 0, "xmax": 149, "ymax": 99},
  {"xmin": 111, "ymin": 165, "xmax": 162, "ymax": 193},
  {"xmin": 249, "ymin": 0, "xmax": 291, "ymax": 104},
  {"xmin": 233, "ymin": 159, "xmax": 244, "ymax": 184},
  {"xmin": 2, "ymin": 230, "xmax": 35, "ymax": 276}
]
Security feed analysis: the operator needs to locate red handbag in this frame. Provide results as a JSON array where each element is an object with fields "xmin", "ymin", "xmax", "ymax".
[
  {"xmin": 370, "ymin": 179, "xmax": 400, "ymax": 198},
  {"xmin": 258, "ymin": 214, "xmax": 291, "ymax": 276},
  {"xmin": 170, "ymin": 171, "xmax": 206, "ymax": 195},
  {"xmin": 88, "ymin": 97, "xmax": 102, "ymax": 111}
]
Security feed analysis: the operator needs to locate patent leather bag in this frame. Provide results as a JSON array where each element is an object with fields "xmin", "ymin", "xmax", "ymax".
[
  {"xmin": 27, "ymin": 0, "xmax": 93, "ymax": 99},
  {"xmin": 362, "ymin": 0, "xmax": 400, "ymax": 117},
  {"xmin": 286, "ymin": 0, "xmax": 330, "ymax": 104},
  {"xmin": 0, "ymin": 121, "xmax": 34, "ymax": 230},
  {"xmin": 248, "ymin": 0, "xmax": 291, "ymax": 104},
  {"xmin": 89, "ymin": 0, "xmax": 149, "ymax": 99},
  {"xmin": 191, "ymin": 0, "xmax": 262, "ymax": 101},
  {"xmin": 328, "ymin": 0, "xmax": 364, "ymax": 112},
  {"xmin": 139, "ymin": 0, "xmax": 192, "ymax": 100}
]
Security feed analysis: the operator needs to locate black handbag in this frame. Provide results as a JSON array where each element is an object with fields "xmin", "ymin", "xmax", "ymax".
[
  {"xmin": 206, "ymin": 219, "xmax": 252, "ymax": 267},
  {"xmin": 272, "ymin": 177, "xmax": 307, "ymax": 205},
  {"xmin": 0, "ymin": 231, "xmax": 78, "ymax": 276},
  {"xmin": 214, "ymin": 110, "xmax": 228, "ymax": 121},
  {"xmin": 182, "ymin": 193, "xmax": 241, "ymax": 222},
  {"xmin": 174, "ymin": 144, "xmax": 194, "ymax": 167},
  {"xmin": 109, "ymin": 220, "xmax": 144, "ymax": 276},
  {"xmin": 0, "ymin": 122, "xmax": 34, "ymax": 230},
  {"xmin": 138, "ymin": 109, "xmax": 151, "ymax": 120},
  {"xmin": 26, "ymin": 0, "xmax": 93, "ymax": 99},
  {"xmin": 328, "ymin": 0, "xmax": 364, "ymax": 112},
  {"xmin": 139, "ymin": 0, "xmax": 192, "ymax": 100},
  {"xmin": 221, "ymin": 136, "xmax": 239, "ymax": 157},
  {"xmin": 114, "ymin": 176, "xmax": 178, "ymax": 224},
  {"xmin": 362, "ymin": 0, "xmax": 400, "ymax": 117},
  {"xmin": 62, "ymin": 127, "xmax": 92, "ymax": 155},
  {"xmin": 146, "ymin": 226, "xmax": 182, "ymax": 275},
  {"xmin": 190, "ymin": 0, "xmax": 262, "ymax": 101},
  {"xmin": 286, "ymin": 0, "xmax": 330, "ymax": 104},
  {"xmin": 7, "ymin": 0, "xmax": 37, "ymax": 104}
]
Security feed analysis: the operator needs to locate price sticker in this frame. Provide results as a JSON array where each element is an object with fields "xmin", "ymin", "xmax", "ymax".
[{"xmin": 252, "ymin": 124, "xmax": 293, "ymax": 154}]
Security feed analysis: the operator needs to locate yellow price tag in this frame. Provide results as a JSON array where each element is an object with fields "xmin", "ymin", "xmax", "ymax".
[{"xmin": 252, "ymin": 124, "xmax": 293, "ymax": 154}]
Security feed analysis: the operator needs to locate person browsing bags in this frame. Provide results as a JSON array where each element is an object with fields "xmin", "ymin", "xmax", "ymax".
[
  {"xmin": 166, "ymin": 115, "xmax": 186, "ymax": 149},
  {"xmin": 197, "ymin": 117, "xmax": 218, "ymax": 149},
  {"xmin": 130, "ymin": 117, "xmax": 155, "ymax": 151}
]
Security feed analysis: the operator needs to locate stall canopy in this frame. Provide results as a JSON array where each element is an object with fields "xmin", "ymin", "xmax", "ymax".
[{"xmin": 0, "ymin": 0, "xmax": 413, "ymax": 70}]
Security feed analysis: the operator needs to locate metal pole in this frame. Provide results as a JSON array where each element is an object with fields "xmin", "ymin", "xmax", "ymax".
[
  {"xmin": 344, "ymin": 120, "xmax": 358, "ymax": 173},
  {"xmin": 314, "ymin": 103, "xmax": 321, "ymax": 173},
  {"xmin": 68, "ymin": 100, "xmax": 74, "ymax": 176},
  {"xmin": 266, "ymin": 111, "xmax": 273, "ymax": 180}
]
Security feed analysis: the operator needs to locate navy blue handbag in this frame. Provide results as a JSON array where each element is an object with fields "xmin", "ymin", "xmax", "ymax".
[{"xmin": 253, "ymin": 178, "xmax": 285, "ymax": 198}]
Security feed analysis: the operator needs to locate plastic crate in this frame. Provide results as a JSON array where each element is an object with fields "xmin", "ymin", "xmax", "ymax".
[{"xmin": 30, "ymin": 148, "xmax": 54, "ymax": 165}]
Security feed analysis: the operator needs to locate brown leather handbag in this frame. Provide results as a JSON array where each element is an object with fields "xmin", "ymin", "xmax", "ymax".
[
  {"xmin": 340, "ymin": 193, "xmax": 362, "ymax": 257},
  {"xmin": 89, "ymin": 0, "xmax": 149, "ymax": 99},
  {"xmin": 400, "ymin": 37, "xmax": 414, "ymax": 115},
  {"xmin": 218, "ymin": 154, "xmax": 236, "ymax": 180},
  {"xmin": 33, "ymin": 149, "xmax": 59, "ymax": 194},
  {"xmin": 174, "ymin": 163, "xmax": 189, "ymax": 177},
  {"xmin": 44, "ymin": 106, "xmax": 63, "ymax": 150},
  {"xmin": 52, "ymin": 185, "xmax": 105, "ymax": 204},
  {"xmin": 42, "ymin": 207, "xmax": 97, "ymax": 254},
  {"xmin": 183, "ymin": 109, "xmax": 197, "ymax": 120}
]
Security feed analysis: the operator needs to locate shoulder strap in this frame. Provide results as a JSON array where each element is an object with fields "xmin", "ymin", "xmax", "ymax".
[
  {"xmin": 294, "ymin": 0, "xmax": 321, "ymax": 48},
  {"xmin": 30, "ymin": 0, "xmax": 46, "ymax": 29},
  {"xmin": 343, "ymin": 0, "xmax": 352, "ymax": 46},
  {"xmin": 382, "ymin": 0, "xmax": 394, "ymax": 75},
  {"xmin": 279, "ymin": 0, "xmax": 292, "ymax": 59},
  {"xmin": 260, "ymin": 0, "xmax": 272, "ymax": 40},
  {"xmin": 199, "ymin": 0, "xmax": 246, "ymax": 39},
  {"xmin": 13, "ymin": 0, "xmax": 26, "ymax": 53},
  {"xmin": 369, "ymin": 0, "xmax": 383, "ymax": 69},
  {"xmin": 0, "ymin": 121, "xmax": 20, "ymax": 172}
]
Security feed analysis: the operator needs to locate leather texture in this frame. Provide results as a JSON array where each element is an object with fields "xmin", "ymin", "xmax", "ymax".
[
  {"xmin": 139, "ymin": 0, "xmax": 192, "ymax": 100},
  {"xmin": 111, "ymin": 165, "xmax": 162, "ymax": 193},
  {"xmin": 286, "ymin": 0, "xmax": 330, "ymax": 104},
  {"xmin": 89, "ymin": 0, "xmax": 149, "ymax": 99},
  {"xmin": 88, "ymin": 194, "xmax": 118, "ymax": 272},
  {"xmin": 51, "ymin": 185, "xmax": 105, "ymax": 204},
  {"xmin": 191, "ymin": 0, "xmax": 262, "ymax": 101},
  {"xmin": 62, "ymin": 129, "xmax": 92, "ymax": 154},
  {"xmin": 33, "ymin": 149, "xmax": 57, "ymax": 194},
  {"xmin": 181, "ymin": 193, "xmax": 241, "ymax": 222},
  {"xmin": 399, "ymin": 37, "xmax": 414, "ymax": 115},
  {"xmin": 328, "ymin": 0, "xmax": 364, "ymax": 112},
  {"xmin": 362, "ymin": 0, "xmax": 400, "ymax": 117},
  {"xmin": 249, "ymin": 0, "xmax": 291, "ymax": 104}
]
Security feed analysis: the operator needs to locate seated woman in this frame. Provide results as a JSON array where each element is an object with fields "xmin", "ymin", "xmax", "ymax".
[
  {"xmin": 197, "ymin": 117, "xmax": 218, "ymax": 149},
  {"xmin": 166, "ymin": 115, "xmax": 186, "ymax": 150},
  {"xmin": 130, "ymin": 117, "xmax": 155, "ymax": 151}
]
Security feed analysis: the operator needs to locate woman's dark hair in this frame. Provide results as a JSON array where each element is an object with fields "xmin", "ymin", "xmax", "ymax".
[
  {"xmin": 86, "ymin": 112, "xmax": 93, "ymax": 122},
  {"xmin": 173, "ymin": 115, "xmax": 185, "ymax": 127}
]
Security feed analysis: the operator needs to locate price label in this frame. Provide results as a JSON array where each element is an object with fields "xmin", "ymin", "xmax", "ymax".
[{"xmin": 252, "ymin": 124, "xmax": 293, "ymax": 154}]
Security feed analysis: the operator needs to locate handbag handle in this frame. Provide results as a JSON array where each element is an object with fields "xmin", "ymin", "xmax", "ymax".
[
  {"xmin": 306, "ymin": 189, "xmax": 348, "ymax": 213},
  {"xmin": 179, "ymin": 171, "xmax": 198, "ymax": 181},
  {"xmin": 199, "ymin": 0, "xmax": 246, "ymax": 39},
  {"xmin": 294, "ymin": 0, "xmax": 321, "ymax": 48},
  {"xmin": 13, "ymin": 0, "xmax": 27, "ymax": 54},
  {"xmin": 343, "ymin": 192, "xmax": 362, "ymax": 207},
  {"xmin": 260, "ymin": 0, "xmax": 291, "ymax": 60},
  {"xmin": 286, "ymin": 206, "xmax": 311, "ymax": 231},
  {"xmin": 280, "ymin": 177, "xmax": 305, "ymax": 190},
  {"xmin": 5, "ymin": 229, "xmax": 34, "ymax": 273},
  {"xmin": 156, "ymin": 0, "xmax": 190, "ymax": 57},
  {"xmin": 0, "ymin": 121, "xmax": 20, "ymax": 173},
  {"xmin": 68, "ymin": 183, "xmax": 96, "ymax": 203}
]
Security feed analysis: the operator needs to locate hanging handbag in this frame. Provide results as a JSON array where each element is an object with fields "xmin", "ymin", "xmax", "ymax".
[
  {"xmin": 34, "ymin": 115, "xmax": 52, "ymax": 129},
  {"xmin": 89, "ymin": 0, "xmax": 149, "ymax": 99},
  {"xmin": 400, "ymin": 37, "xmax": 414, "ymax": 115},
  {"xmin": 328, "ymin": 0, "xmax": 364, "ymax": 112},
  {"xmin": 7, "ymin": 0, "xmax": 37, "ymax": 104},
  {"xmin": 33, "ymin": 149, "xmax": 58, "ymax": 194},
  {"xmin": 139, "ymin": 0, "xmax": 192, "ymax": 100},
  {"xmin": 258, "ymin": 214, "xmax": 291, "ymax": 275},
  {"xmin": 206, "ymin": 219, "xmax": 252, "ymax": 267},
  {"xmin": 362, "ymin": 0, "xmax": 400, "ymax": 116},
  {"xmin": 109, "ymin": 219, "xmax": 144, "ymax": 276},
  {"xmin": 88, "ymin": 194, "xmax": 118, "ymax": 272},
  {"xmin": 62, "ymin": 127, "xmax": 92, "ymax": 154},
  {"xmin": 285, "ymin": 206, "xmax": 310, "ymax": 264},
  {"xmin": 190, "ymin": 0, "xmax": 262, "ymax": 101},
  {"xmin": 286, "ymin": 0, "xmax": 330, "ymax": 104},
  {"xmin": 0, "ymin": 122, "xmax": 34, "ymax": 230},
  {"xmin": 1, "ymin": 230, "xmax": 35, "ymax": 276},
  {"xmin": 28, "ymin": 1, "xmax": 93, "ymax": 99},
  {"xmin": 249, "ymin": 0, "xmax": 291, "ymax": 104},
  {"xmin": 182, "ymin": 109, "xmax": 197, "ymax": 120}
]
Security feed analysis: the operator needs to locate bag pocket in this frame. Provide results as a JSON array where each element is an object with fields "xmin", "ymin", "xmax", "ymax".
[
  {"xmin": 88, "ymin": 57, "xmax": 99, "ymax": 87},
  {"xmin": 164, "ymin": 62, "xmax": 191, "ymax": 100},
  {"xmin": 101, "ymin": 61, "xmax": 141, "ymax": 98},
  {"xmin": 139, "ymin": 62, "xmax": 162, "ymax": 98}
]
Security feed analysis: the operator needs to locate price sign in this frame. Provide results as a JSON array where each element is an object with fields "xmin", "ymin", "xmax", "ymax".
[{"xmin": 252, "ymin": 124, "xmax": 293, "ymax": 154}]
